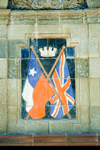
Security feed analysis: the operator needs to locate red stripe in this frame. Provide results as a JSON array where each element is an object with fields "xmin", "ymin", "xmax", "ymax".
[{"xmin": 66, "ymin": 94, "xmax": 75, "ymax": 103}]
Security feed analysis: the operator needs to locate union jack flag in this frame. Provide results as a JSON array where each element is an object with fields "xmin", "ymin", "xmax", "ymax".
[{"xmin": 49, "ymin": 52, "xmax": 75, "ymax": 119}]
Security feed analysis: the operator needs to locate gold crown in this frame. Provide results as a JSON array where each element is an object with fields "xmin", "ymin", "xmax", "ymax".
[{"xmin": 39, "ymin": 47, "xmax": 57, "ymax": 57}]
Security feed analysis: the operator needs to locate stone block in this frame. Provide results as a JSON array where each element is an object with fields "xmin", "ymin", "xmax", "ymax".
[
  {"xmin": 49, "ymin": 123, "xmax": 73, "ymax": 134},
  {"xmin": 76, "ymin": 58, "xmax": 89, "ymax": 78},
  {"xmin": 80, "ymin": 38, "xmax": 89, "ymax": 58},
  {"xmin": 8, "ymin": 39, "xmax": 22, "ymax": 58},
  {"xmin": 8, "ymin": 59, "xmax": 21, "ymax": 79},
  {"xmin": 73, "ymin": 124, "xmax": 82, "ymax": 133},
  {"xmin": 25, "ymin": 124, "xmax": 48, "ymax": 134},
  {"xmin": 90, "ymin": 117, "xmax": 100, "ymax": 133},
  {"xmin": 89, "ymin": 24, "xmax": 99, "ymax": 37},
  {"xmin": 7, "ymin": 79, "xmax": 18, "ymax": 106},
  {"xmin": 8, "ymin": 25, "xmax": 35, "ymax": 39},
  {"xmin": 0, "ymin": 25, "xmax": 7, "ymax": 38},
  {"xmin": 89, "ymin": 57, "xmax": 100, "ymax": 78},
  {"xmin": 75, "ymin": 79, "xmax": 80, "ymax": 106},
  {"xmin": 7, "ymin": 106, "xmax": 25, "ymax": 134},
  {"xmin": 87, "ymin": 0, "xmax": 100, "ymax": 8},
  {"xmin": 90, "ymin": 79, "xmax": 100, "ymax": 106},
  {"xmin": 76, "ymin": 58, "xmax": 80, "ymax": 78},
  {"xmin": 80, "ymin": 59, "xmax": 89, "ymax": 78},
  {"xmin": 0, "ymin": 0, "xmax": 8, "ymax": 9},
  {"xmin": 0, "ymin": 106, "xmax": 7, "ymax": 134},
  {"xmin": 7, "ymin": 106, "xmax": 17, "ymax": 134},
  {"xmin": 98, "ymin": 37, "xmax": 100, "ymax": 57},
  {"xmin": 0, "ymin": 59, "xmax": 7, "ymax": 78},
  {"xmin": 0, "ymin": 39, "xmax": 7, "ymax": 58},
  {"xmin": 0, "ymin": 79, "xmax": 7, "ymax": 105},
  {"xmin": 80, "ymin": 106, "xmax": 89, "ymax": 132},
  {"xmin": 64, "ymin": 24, "xmax": 88, "ymax": 38},
  {"xmin": 89, "ymin": 37, "xmax": 99, "ymax": 57},
  {"xmin": 36, "ymin": 24, "xmax": 64, "ymax": 34},
  {"xmin": 90, "ymin": 106, "xmax": 100, "ymax": 118},
  {"xmin": 80, "ymin": 79, "xmax": 89, "ymax": 106}
]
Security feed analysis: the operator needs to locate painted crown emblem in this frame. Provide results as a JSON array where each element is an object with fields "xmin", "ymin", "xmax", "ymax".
[{"xmin": 39, "ymin": 47, "xmax": 57, "ymax": 57}]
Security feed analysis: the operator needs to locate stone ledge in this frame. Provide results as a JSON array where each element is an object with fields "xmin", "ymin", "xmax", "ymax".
[
  {"xmin": 0, "ymin": 134, "xmax": 99, "ymax": 146},
  {"xmin": 1, "ymin": 8, "xmax": 100, "ymax": 25}
]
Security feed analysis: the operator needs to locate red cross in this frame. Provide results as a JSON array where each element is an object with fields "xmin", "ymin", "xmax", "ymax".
[{"xmin": 49, "ymin": 70, "xmax": 73, "ymax": 113}]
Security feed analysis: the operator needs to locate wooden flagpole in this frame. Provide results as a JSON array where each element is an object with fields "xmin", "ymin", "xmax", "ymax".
[{"xmin": 26, "ymin": 46, "xmax": 71, "ymax": 120}]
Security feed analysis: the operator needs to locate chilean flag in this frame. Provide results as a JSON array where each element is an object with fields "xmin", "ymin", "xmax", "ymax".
[{"xmin": 22, "ymin": 51, "xmax": 54, "ymax": 119}]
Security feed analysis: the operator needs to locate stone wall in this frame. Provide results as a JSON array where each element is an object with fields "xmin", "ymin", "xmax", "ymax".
[{"xmin": 0, "ymin": 8, "xmax": 100, "ymax": 135}]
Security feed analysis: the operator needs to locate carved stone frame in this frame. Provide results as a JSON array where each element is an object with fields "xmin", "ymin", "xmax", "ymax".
[{"xmin": 7, "ymin": 30, "xmax": 89, "ymax": 134}]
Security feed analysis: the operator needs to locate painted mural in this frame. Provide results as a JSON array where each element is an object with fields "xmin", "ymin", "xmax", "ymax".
[{"xmin": 21, "ymin": 39, "xmax": 75, "ymax": 120}]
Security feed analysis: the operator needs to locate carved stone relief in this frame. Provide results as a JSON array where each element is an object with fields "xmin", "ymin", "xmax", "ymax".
[{"xmin": 8, "ymin": 0, "xmax": 86, "ymax": 10}]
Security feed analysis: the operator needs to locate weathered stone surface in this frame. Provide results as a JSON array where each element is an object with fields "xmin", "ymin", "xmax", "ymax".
[
  {"xmin": 80, "ymin": 38, "xmax": 89, "ymax": 58},
  {"xmin": 0, "ymin": 25, "xmax": 7, "ymax": 38},
  {"xmin": 76, "ymin": 58, "xmax": 89, "ymax": 78},
  {"xmin": 64, "ymin": 24, "xmax": 88, "ymax": 38},
  {"xmin": 8, "ymin": 25, "xmax": 35, "ymax": 39},
  {"xmin": 8, "ymin": 59, "xmax": 21, "ymax": 79},
  {"xmin": 90, "ymin": 79, "xmax": 100, "ymax": 106},
  {"xmin": 0, "ymin": 106, "xmax": 7, "ymax": 134},
  {"xmin": 49, "ymin": 123, "xmax": 73, "ymax": 134},
  {"xmin": 80, "ymin": 106, "xmax": 89, "ymax": 132},
  {"xmin": 0, "ymin": 59, "xmax": 7, "ymax": 78},
  {"xmin": 7, "ymin": 79, "xmax": 18, "ymax": 106},
  {"xmin": 89, "ymin": 37, "xmax": 99, "ymax": 57},
  {"xmin": 0, "ymin": 0, "xmax": 8, "ymax": 9},
  {"xmin": 25, "ymin": 124, "xmax": 48, "ymax": 134},
  {"xmin": 89, "ymin": 24, "xmax": 99, "ymax": 37},
  {"xmin": 8, "ymin": 39, "xmax": 22, "ymax": 58},
  {"xmin": 0, "ymin": 79, "xmax": 7, "ymax": 105},
  {"xmin": 80, "ymin": 59, "xmax": 89, "ymax": 78},
  {"xmin": 90, "ymin": 106, "xmax": 100, "ymax": 118},
  {"xmin": 0, "ymin": 39, "xmax": 7, "ymax": 58},
  {"xmin": 80, "ymin": 79, "xmax": 89, "ymax": 106},
  {"xmin": 89, "ymin": 58, "xmax": 100, "ymax": 78},
  {"xmin": 86, "ymin": 0, "xmax": 100, "ymax": 8}
]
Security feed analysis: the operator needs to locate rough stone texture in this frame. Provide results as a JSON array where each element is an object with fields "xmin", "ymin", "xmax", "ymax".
[
  {"xmin": 8, "ymin": 39, "xmax": 22, "ymax": 58},
  {"xmin": 0, "ymin": 39, "xmax": 7, "ymax": 58},
  {"xmin": 7, "ymin": 79, "xmax": 18, "ymax": 106},
  {"xmin": 89, "ymin": 58, "xmax": 100, "ymax": 78},
  {"xmin": 76, "ymin": 58, "xmax": 89, "ymax": 78},
  {"xmin": 8, "ymin": 59, "xmax": 21, "ymax": 79},
  {"xmin": 80, "ymin": 79, "xmax": 89, "ymax": 106},
  {"xmin": 0, "ymin": 79, "xmax": 7, "ymax": 105},
  {"xmin": 0, "ymin": 25, "xmax": 7, "ymax": 38},
  {"xmin": 0, "ymin": 106, "xmax": 7, "ymax": 134},
  {"xmin": 0, "ymin": 59, "xmax": 7, "ymax": 78},
  {"xmin": 89, "ymin": 37, "xmax": 99, "ymax": 57},
  {"xmin": 8, "ymin": 25, "xmax": 35, "ymax": 39},
  {"xmin": 0, "ymin": 0, "xmax": 8, "ymax": 9},
  {"xmin": 87, "ymin": 0, "xmax": 100, "ymax": 8},
  {"xmin": 90, "ymin": 79, "xmax": 100, "ymax": 106},
  {"xmin": 90, "ymin": 106, "xmax": 100, "ymax": 132}
]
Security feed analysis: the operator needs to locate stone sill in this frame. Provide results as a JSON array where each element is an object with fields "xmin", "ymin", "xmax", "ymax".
[
  {"xmin": 0, "ymin": 134, "xmax": 100, "ymax": 146},
  {"xmin": 1, "ymin": 8, "xmax": 100, "ymax": 25}
]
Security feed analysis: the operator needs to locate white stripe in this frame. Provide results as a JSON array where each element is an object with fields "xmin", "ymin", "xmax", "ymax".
[
  {"xmin": 51, "ymin": 99, "xmax": 59, "ymax": 117},
  {"xmin": 22, "ymin": 78, "xmax": 34, "ymax": 112},
  {"xmin": 66, "ymin": 94, "xmax": 74, "ymax": 105}
]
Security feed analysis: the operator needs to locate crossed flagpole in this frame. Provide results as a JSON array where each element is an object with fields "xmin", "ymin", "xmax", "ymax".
[{"xmin": 26, "ymin": 46, "xmax": 71, "ymax": 120}]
